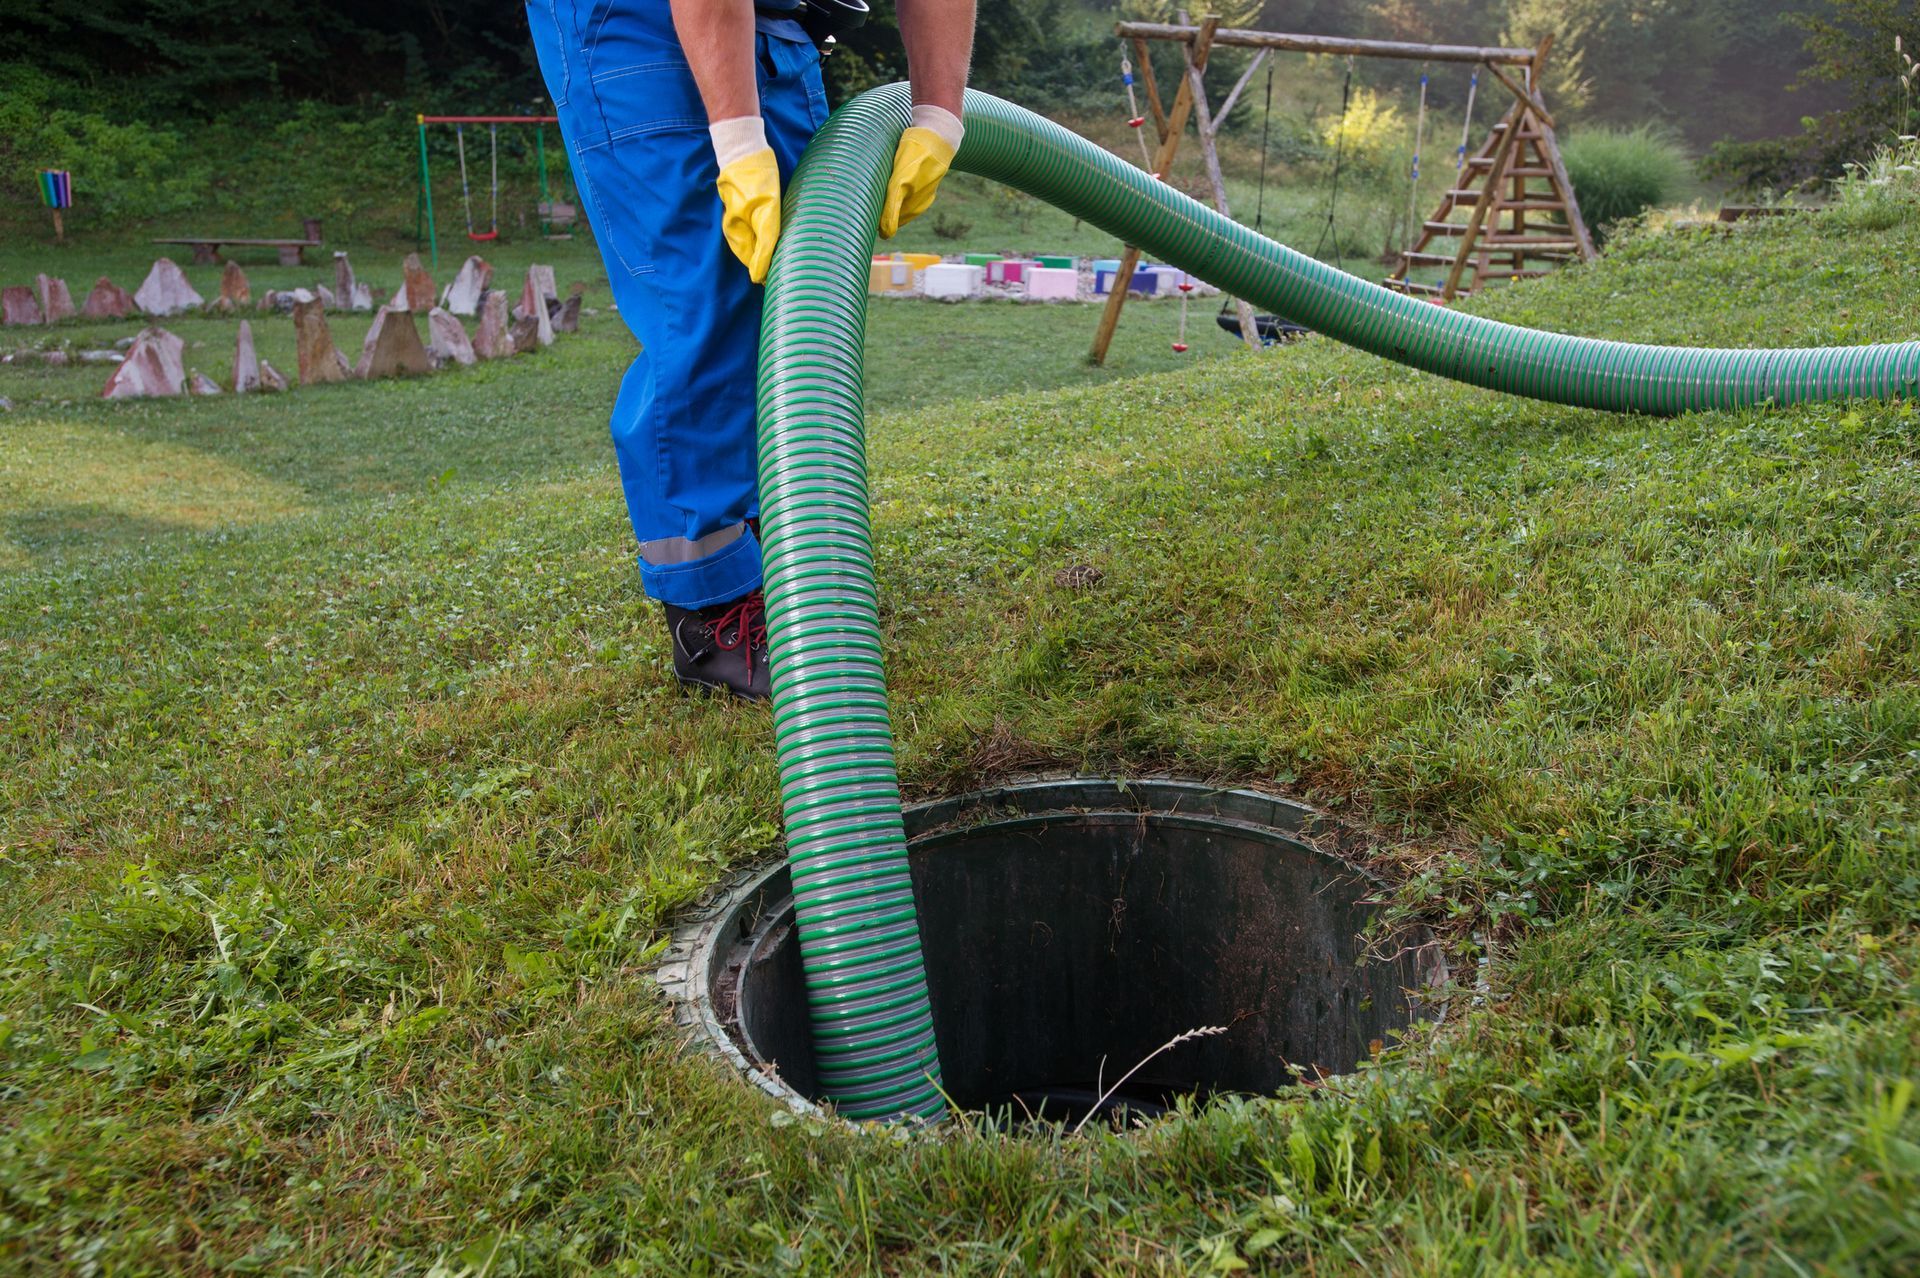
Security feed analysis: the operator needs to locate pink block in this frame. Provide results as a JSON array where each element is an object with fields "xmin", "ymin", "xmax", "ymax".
[
  {"xmin": 987, "ymin": 259, "xmax": 1038, "ymax": 285},
  {"xmin": 1023, "ymin": 267, "xmax": 1078, "ymax": 301}
]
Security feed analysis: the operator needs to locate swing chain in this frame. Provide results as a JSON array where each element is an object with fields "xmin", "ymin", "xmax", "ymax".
[{"xmin": 1311, "ymin": 56, "xmax": 1356, "ymax": 262}]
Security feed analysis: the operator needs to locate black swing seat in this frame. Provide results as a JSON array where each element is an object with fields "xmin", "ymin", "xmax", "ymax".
[{"xmin": 1216, "ymin": 310, "xmax": 1310, "ymax": 345}]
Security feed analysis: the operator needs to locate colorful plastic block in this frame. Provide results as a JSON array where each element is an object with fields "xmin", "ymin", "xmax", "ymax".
[
  {"xmin": 867, "ymin": 260, "xmax": 914, "ymax": 294},
  {"xmin": 1094, "ymin": 263, "xmax": 1168, "ymax": 295},
  {"xmin": 963, "ymin": 253, "xmax": 999, "ymax": 266},
  {"xmin": 1129, "ymin": 265, "xmax": 1173, "ymax": 296},
  {"xmin": 1036, "ymin": 254, "xmax": 1075, "ymax": 270},
  {"xmin": 922, "ymin": 263, "xmax": 983, "ymax": 299},
  {"xmin": 900, "ymin": 253, "xmax": 943, "ymax": 271},
  {"xmin": 1023, "ymin": 266, "xmax": 1079, "ymax": 301},
  {"xmin": 987, "ymin": 259, "xmax": 1037, "ymax": 285}
]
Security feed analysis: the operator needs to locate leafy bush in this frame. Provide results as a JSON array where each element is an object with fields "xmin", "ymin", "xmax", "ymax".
[
  {"xmin": 1320, "ymin": 87, "xmax": 1405, "ymax": 177},
  {"xmin": 930, "ymin": 210, "xmax": 973, "ymax": 240},
  {"xmin": 0, "ymin": 62, "xmax": 570, "ymax": 241},
  {"xmin": 0, "ymin": 63, "xmax": 209, "ymax": 223},
  {"xmin": 1563, "ymin": 125, "xmax": 1693, "ymax": 242},
  {"xmin": 222, "ymin": 103, "xmax": 431, "ymax": 241},
  {"xmin": 1699, "ymin": 134, "xmax": 1825, "ymax": 197}
]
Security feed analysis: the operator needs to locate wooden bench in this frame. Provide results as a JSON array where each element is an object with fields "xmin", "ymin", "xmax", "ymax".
[{"xmin": 153, "ymin": 221, "xmax": 323, "ymax": 266}]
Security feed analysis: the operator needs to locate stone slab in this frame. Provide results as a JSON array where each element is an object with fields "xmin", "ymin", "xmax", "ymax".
[
  {"xmin": 35, "ymin": 275, "xmax": 75, "ymax": 323},
  {"xmin": 472, "ymin": 291, "xmax": 513, "ymax": 360},
  {"xmin": 233, "ymin": 320, "xmax": 260, "ymax": 393},
  {"xmin": 355, "ymin": 306, "xmax": 434, "ymax": 379},
  {"xmin": 2, "ymin": 286, "xmax": 42, "ymax": 326},
  {"xmin": 101, "ymin": 327, "xmax": 187, "ymax": 399},
  {"xmin": 426, "ymin": 307, "xmax": 477, "ymax": 367},
  {"xmin": 82, "ymin": 277, "xmax": 135, "ymax": 320},
  {"xmin": 399, "ymin": 253, "xmax": 436, "ymax": 312},
  {"xmin": 293, "ymin": 298, "xmax": 348, "ymax": 385},
  {"xmin": 441, "ymin": 255, "xmax": 492, "ymax": 316},
  {"xmin": 134, "ymin": 258, "xmax": 204, "ymax": 316},
  {"xmin": 216, "ymin": 260, "xmax": 250, "ymax": 311}
]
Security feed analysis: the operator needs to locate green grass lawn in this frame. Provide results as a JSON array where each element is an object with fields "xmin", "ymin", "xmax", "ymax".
[{"xmin": 2, "ymin": 197, "xmax": 1917, "ymax": 1274}]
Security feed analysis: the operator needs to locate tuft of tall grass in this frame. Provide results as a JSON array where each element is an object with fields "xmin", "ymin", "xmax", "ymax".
[
  {"xmin": 1562, "ymin": 125, "xmax": 1693, "ymax": 244},
  {"xmin": 1828, "ymin": 134, "xmax": 1920, "ymax": 232}
]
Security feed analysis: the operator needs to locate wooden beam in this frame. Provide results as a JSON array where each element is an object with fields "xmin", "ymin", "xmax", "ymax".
[
  {"xmin": 1091, "ymin": 15, "xmax": 1221, "ymax": 365},
  {"xmin": 1208, "ymin": 48, "xmax": 1268, "ymax": 138},
  {"xmin": 1117, "ymin": 21, "xmax": 1537, "ymax": 66},
  {"xmin": 1131, "ymin": 36, "xmax": 1169, "ymax": 144},
  {"xmin": 1482, "ymin": 63, "xmax": 1555, "ymax": 129},
  {"xmin": 1517, "ymin": 36, "xmax": 1595, "ymax": 261},
  {"xmin": 1531, "ymin": 116, "xmax": 1595, "ymax": 260}
]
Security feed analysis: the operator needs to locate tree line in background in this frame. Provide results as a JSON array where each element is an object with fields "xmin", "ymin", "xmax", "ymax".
[{"xmin": 0, "ymin": 0, "xmax": 1910, "ymax": 228}]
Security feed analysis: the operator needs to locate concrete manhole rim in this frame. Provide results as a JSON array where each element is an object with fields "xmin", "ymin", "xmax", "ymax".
[{"xmin": 654, "ymin": 773, "xmax": 1451, "ymax": 1121}]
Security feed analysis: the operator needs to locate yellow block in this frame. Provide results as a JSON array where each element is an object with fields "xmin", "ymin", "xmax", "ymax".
[
  {"xmin": 899, "ymin": 253, "xmax": 943, "ymax": 271},
  {"xmin": 867, "ymin": 260, "xmax": 914, "ymax": 293}
]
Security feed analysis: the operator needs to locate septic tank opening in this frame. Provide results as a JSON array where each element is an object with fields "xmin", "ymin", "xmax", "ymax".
[{"xmin": 663, "ymin": 778, "xmax": 1447, "ymax": 1126}]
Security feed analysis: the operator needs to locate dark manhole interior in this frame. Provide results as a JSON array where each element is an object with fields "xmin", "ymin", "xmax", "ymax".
[{"xmin": 699, "ymin": 779, "xmax": 1447, "ymax": 1126}]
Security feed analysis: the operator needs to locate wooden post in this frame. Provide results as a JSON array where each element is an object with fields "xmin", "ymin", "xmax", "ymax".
[
  {"xmin": 1186, "ymin": 37, "xmax": 1260, "ymax": 347},
  {"xmin": 1522, "ymin": 39, "xmax": 1596, "ymax": 261},
  {"xmin": 1132, "ymin": 36, "xmax": 1169, "ymax": 142},
  {"xmin": 1442, "ymin": 102, "xmax": 1521, "ymax": 301},
  {"xmin": 1090, "ymin": 14, "xmax": 1220, "ymax": 366}
]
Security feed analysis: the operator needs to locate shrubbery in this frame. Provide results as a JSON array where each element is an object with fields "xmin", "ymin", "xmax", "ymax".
[
  {"xmin": 1562, "ymin": 125, "xmax": 1692, "ymax": 241},
  {"xmin": 0, "ymin": 64, "xmax": 206, "ymax": 223},
  {"xmin": 0, "ymin": 63, "xmax": 564, "ymax": 240}
]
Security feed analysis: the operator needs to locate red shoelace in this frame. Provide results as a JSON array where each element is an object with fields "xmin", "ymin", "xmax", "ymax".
[{"xmin": 707, "ymin": 590, "xmax": 768, "ymax": 679}]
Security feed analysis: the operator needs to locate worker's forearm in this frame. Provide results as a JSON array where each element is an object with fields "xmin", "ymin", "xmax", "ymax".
[
  {"xmin": 671, "ymin": 0, "xmax": 759, "ymax": 122},
  {"xmin": 895, "ymin": 0, "xmax": 975, "ymax": 116}
]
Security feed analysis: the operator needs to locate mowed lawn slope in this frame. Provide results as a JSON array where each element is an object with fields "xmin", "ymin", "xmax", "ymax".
[{"xmin": 2, "ymin": 207, "xmax": 1917, "ymax": 1275}]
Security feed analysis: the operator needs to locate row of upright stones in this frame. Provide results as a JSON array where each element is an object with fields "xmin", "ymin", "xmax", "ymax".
[
  {"xmin": 2, "ymin": 251, "xmax": 541, "ymax": 325},
  {"xmin": 1, "ymin": 274, "xmax": 126, "ymax": 325},
  {"xmin": 92, "ymin": 254, "xmax": 580, "ymax": 399}
]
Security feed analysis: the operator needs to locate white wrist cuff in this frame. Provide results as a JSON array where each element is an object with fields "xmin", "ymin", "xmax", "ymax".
[
  {"xmin": 910, "ymin": 104, "xmax": 964, "ymax": 149},
  {"xmin": 709, "ymin": 116, "xmax": 768, "ymax": 170}
]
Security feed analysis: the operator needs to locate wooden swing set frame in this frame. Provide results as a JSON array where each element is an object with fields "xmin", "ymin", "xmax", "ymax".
[{"xmin": 1092, "ymin": 15, "xmax": 1595, "ymax": 365}]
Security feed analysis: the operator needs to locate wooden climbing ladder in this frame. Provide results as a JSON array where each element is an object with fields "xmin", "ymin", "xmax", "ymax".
[
  {"xmin": 1096, "ymin": 20, "xmax": 1593, "ymax": 363},
  {"xmin": 1386, "ymin": 41, "xmax": 1596, "ymax": 302}
]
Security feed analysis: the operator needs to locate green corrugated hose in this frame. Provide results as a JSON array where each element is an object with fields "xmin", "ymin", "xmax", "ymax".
[{"xmin": 754, "ymin": 85, "xmax": 1920, "ymax": 1122}]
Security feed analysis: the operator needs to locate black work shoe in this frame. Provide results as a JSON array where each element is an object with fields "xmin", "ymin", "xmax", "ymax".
[{"xmin": 665, "ymin": 590, "xmax": 771, "ymax": 701}]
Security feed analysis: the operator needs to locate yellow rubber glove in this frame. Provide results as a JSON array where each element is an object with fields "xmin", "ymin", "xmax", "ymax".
[
  {"xmin": 711, "ymin": 118, "xmax": 781, "ymax": 283},
  {"xmin": 716, "ymin": 147, "xmax": 781, "ymax": 284},
  {"xmin": 879, "ymin": 105, "xmax": 965, "ymax": 239}
]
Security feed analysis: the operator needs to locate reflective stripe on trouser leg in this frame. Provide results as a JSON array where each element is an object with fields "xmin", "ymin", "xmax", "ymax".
[{"xmin": 640, "ymin": 522, "xmax": 748, "ymax": 566}]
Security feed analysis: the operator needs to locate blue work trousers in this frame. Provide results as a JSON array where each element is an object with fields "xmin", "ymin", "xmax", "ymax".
[{"xmin": 526, "ymin": 1, "xmax": 828, "ymax": 607}]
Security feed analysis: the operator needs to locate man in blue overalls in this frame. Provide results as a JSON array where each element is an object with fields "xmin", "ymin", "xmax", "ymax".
[{"xmin": 527, "ymin": 0, "xmax": 975, "ymax": 699}]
